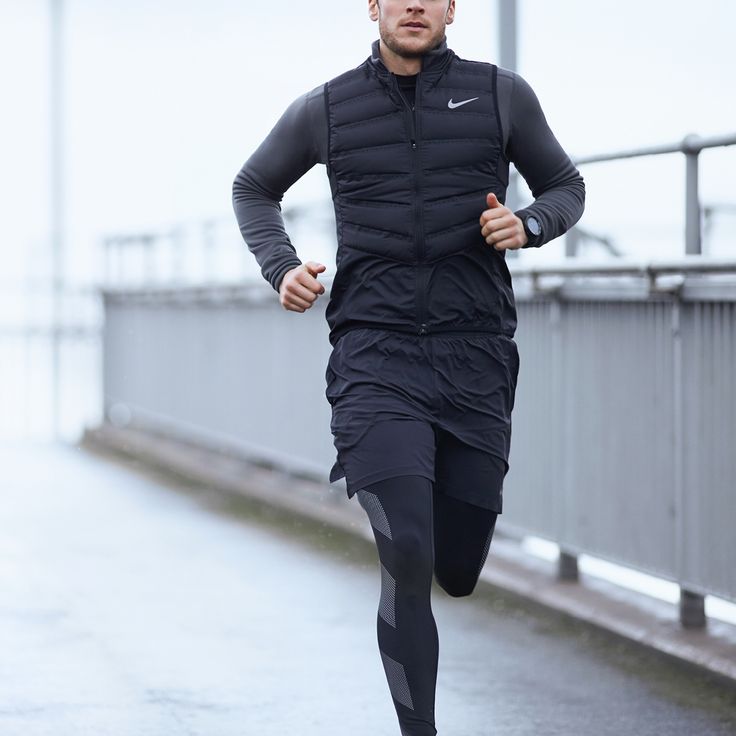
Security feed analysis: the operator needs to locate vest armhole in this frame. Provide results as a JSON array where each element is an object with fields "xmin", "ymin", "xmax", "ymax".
[
  {"xmin": 491, "ymin": 64, "xmax": 505, "ymax": 162},
  {"xmin": 323, "ymin": 82, "xmax": 331, "ymax": 174}
]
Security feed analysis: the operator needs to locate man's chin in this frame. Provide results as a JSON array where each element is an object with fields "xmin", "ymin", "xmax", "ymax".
[{"xmin": 385, "ymin": 38, "xmax": 435, "ymax": 59}]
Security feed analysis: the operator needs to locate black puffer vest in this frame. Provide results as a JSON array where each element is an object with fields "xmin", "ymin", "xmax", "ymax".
[{"xmin": 324, "ymin": 38, "xmax": 515, "ymax": 347}]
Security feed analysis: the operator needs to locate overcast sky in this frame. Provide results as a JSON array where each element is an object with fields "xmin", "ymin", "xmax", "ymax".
[{"xmin": 2, "ymin": 0, "xmax": 735, "ymax": 290}]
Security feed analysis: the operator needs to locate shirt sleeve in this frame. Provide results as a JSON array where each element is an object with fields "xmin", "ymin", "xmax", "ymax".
[
  {"xmin": 505, "ymin": 72, "xmax": 586, "ymax": 248},
  {"xmin": 232, "ymin": 85, "xmax": 326, "ymax": 292}
]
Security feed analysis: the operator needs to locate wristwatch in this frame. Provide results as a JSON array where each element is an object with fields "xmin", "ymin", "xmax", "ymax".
[{"xmin": 522, "ymin": 214, "xmax": 542, "ymax": 247}]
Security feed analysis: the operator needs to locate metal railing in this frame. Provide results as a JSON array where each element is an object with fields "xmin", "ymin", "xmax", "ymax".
[
  {"xmin": 572, "ymin": 132, "xmax": 736, "ymax": 256},
  {"xmin": 97, "ymin": 256, "xmax": 736, "ymax": 628},
  {"xmin": 22, "ymin": 128, "xmax": 727, "ymax": 633},
  {"xmin": 99, "ymin": 132, "xmax": 736, "ymax": 288}
]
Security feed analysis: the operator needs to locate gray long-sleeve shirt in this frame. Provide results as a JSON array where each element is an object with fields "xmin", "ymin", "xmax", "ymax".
[{"xmin": 233, "ymin": 65, "xmax": 585, "ymax": 293}]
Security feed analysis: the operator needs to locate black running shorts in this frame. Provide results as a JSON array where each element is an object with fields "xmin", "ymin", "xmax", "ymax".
[{"xmin": 324, "ymin": 327, "xmax": 520, "ymax": 512}]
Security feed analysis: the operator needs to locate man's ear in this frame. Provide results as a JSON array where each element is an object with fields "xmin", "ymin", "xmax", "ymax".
[
  {"xmin": 446, "ymin": 1, "xmax": 455, "ymax": 24},
  {"xmin": 368, "ymin": 0, "xmax": 379, "ymax": 22}
]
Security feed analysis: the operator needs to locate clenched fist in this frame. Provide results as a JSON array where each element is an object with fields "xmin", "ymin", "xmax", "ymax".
[
  {"xmin": 479, "ymin": 192, "xmax": 527, "ymax": 251},
  {"xmin": 279, "ymin": 261, "xmax": 326, "ymax": 312}
]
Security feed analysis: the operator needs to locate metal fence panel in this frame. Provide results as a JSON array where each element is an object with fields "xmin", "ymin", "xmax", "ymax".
[
  {"xmin": 99, "ymin": 275, "xmax": 736, "ymax": 603},
  {"xmin": 515, "ymin": 301, "xmax": 678, "ymax": 578},
  {"xmin": 103, "ymin": 293, "xmax": 335, "ymax": 478},
  {"xmin": 503, "ymin": 300, "xmax": 565, "ymax": 540},
  {"xmin": 680, "ymin": 302, "xmax": 736, "ymax": 600}
]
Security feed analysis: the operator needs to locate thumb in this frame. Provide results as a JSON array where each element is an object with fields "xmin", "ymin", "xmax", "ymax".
[
  {"xmin": 303, "ymin": 262, "xmax": 327, "ymax": 293},
  {"xmin": 486, "ymin": 192, "xmax": 501, "ymax": 208},
  {"xmin": 304, "ymin": 261, "xmax": 326, "ymax": 275}
]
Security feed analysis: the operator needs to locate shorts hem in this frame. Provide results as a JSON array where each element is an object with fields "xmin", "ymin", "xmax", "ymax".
[
  {"xmin": 346, "ymin": 465, "xmax": 435, "ymax": 498},
  {"xmin": 441, "ymin": 488, "xmax": 504, "ymax": 514}
]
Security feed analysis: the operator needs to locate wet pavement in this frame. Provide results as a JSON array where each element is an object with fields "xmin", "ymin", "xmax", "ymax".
[{"xmin": 1, "ymin": 440, "xmax": 735, "ymax": 736}]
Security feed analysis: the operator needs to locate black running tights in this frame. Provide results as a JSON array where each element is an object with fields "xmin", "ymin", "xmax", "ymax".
[{"xmin": 356, "ymin": 475, "xmax": 499, "ymax": 736}]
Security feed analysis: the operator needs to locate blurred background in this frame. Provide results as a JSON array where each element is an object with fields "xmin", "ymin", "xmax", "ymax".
[{"xmin": 2, "ymin": 0, "xmax": 735, "ymax": 440}]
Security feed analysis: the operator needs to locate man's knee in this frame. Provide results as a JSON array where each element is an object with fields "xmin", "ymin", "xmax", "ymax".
[
  {"xmin": 434, "ymin": 565, "xmax": 479, "ymax": 598},
  {"xmin": 391, "ymin": 529, "xmax": 433, "ymax": 584},
  {"xmin": 393, "ymin": 529, "xmax": 431, "ymax": 567}
]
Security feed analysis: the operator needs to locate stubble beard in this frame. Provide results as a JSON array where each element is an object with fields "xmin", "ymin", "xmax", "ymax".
[{"xmin": 379, "ymin": 19, "xmax": 446, "ymax": 59}]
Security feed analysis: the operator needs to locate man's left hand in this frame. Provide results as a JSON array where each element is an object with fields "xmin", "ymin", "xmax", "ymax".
[{"xmin": 479, "ymin": 192, "xmax": 528, "ymax": 250}]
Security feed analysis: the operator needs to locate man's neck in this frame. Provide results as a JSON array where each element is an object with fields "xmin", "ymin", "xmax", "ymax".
[{"xmin": 378, "ymin": 39, "xmax": 421, "ymax": 75}]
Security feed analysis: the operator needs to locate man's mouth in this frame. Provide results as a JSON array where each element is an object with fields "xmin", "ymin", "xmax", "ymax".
[{"xmin": 403, "ymin": 22, "xmax": 427, "ymax": 28}]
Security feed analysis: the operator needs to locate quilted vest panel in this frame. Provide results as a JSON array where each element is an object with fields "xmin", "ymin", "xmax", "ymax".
[{"xmin": 324, "ymin": 46, "xmax": 517, "ymax": 346}]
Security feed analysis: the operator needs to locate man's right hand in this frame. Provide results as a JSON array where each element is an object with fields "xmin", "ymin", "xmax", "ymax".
[{"xmin": 278, "ymin": 261, "xmax": 327, "ymax": 312}]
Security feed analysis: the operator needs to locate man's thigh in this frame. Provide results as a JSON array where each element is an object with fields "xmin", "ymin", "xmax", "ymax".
[
  {"xmin": 338, "ymin": 417, "xmax": 437, "ymax": 500},
  {"xmin": 432, "ymin": 483, "xmax": 499, "ymax": 597},
  {"xmin": 433, "ymin": 427, "xmax": 507, "ymax": 513}
]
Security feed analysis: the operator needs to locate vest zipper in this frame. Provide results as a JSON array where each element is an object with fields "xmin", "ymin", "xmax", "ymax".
[
  {"xmin": 394, "ymin": 73, "xmax": 428, "ymax": 336},
  {"xmin": 414, "ymin": 77, "xmax": 429, "ymax": 336},
  {"xmin": 407, "ymin": 77, "xmax": 428, "ymax": 336}
]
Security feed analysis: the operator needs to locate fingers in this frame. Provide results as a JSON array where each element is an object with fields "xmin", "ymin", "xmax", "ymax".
[
  {"xmin": 481, "ymin": 213, "xmax": 527, "ymax": 250},
  {"xmin": 279, "ymin": 262, "xmax": 327, "ymax": 312},
  {"xmin": 485, "ymin": 225, "xmax": 518, "ymax": 245},
  {"xmin": 303, "ymin": 262, "xmax": 326, "ymax": 297},
  {"xmin": 480, "ymin": 211, "xmax": 516, "ymax": 238},
  {"xmin": 479, "ymin": 207, "xmax": 508, "ymax": 225},
  {"xmin": 290, "ymin": 280, "xmax": 320, "ymax": 303},
  {"xmin": 282, "ymin": 282, "xmax": 319, "ymax": 312},
  {"xmin": 282, "ymin": 294, "xmax": 312, "ymax": 312},
  {"xmin": 282, "ymin": 279, "xmax": 317, "ymax": 311},
  {"xmin": 294, "ymin": 266, "xmax": 326, "ymax": 297},
  {"xmin": 486, "ymin": 228, "xmax": 523, "ymax": 250}
]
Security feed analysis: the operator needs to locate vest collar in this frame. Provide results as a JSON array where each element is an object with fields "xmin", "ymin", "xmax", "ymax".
[{"xmin": 369, "ymin": 36, "xmax": 454, "ymax": 80}]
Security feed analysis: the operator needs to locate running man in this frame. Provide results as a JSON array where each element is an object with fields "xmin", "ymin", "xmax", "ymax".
[{"xmin": 232, "ymin": 1, "xmax": 585, "ymax": 733}]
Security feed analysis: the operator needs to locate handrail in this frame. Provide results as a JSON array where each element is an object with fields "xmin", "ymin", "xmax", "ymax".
[
  {"xmin": 507, "ymin": 255, "xmax": 736, "ymax": 278},
  {"xmin": 572, "ymin": 132, "xmax": 736, "ymax": 165},
  {"xmin": 100, "ymin": 133, "xmax": 736, "ymax": 282},
  {"xmin": 570, "ymin": 132, "xmax": 736, "ymax": 256},
  {"xmin": 98, "ymin": 257, "xmax": 736, "ymax": 306}
]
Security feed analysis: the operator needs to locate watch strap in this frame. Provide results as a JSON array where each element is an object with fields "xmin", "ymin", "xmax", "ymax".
[{"xmin": 515, "ymin": 208, "xmax": 544, "ymax": 248}]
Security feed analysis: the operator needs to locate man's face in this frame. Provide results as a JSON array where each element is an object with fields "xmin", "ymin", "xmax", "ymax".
[{"xmin": 368, "ymin": 0, "xmax": 455, "ymax": 59}]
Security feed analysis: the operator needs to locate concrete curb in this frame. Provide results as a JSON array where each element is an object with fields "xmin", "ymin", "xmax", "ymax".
[{"xmin": 81, "ymin": 422, "xmax": 736, "ymax": 687}]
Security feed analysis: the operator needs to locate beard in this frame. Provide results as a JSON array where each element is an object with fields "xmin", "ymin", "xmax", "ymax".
[{"xmin": 379, "ymin": 20, "xmax": 446, "ymax": 59}]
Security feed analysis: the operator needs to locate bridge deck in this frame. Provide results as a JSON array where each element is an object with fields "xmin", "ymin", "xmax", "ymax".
[{"xmin": 1, "ymin": 442, "xmax": 734, "ymax": 735}]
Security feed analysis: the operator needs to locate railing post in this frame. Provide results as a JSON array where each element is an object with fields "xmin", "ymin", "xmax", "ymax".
[
  {"xmin": 143, "ymin": 234, "xmax": 156, "ymax": 285},
  {"xmin": 565, "ymin": 226, "xmax": 580, "ymax": 257},
  {"xmin": 102, "ymin": 236, "xmax": 110, "ymax": 286},
  {"xmin": 682, "ymin": 134, "xmax": 702, "ymax": 255},
  {"xmin": 203, "ymin": 219, "xmax": 216, "ymax": 283},
  {"xmin": 551, "ymin": 297, "xmax": 578, "ymax": 583},
  {"xmin": 170, "ymin": 226, "xmax": 185, "ymax": 284},
  {"xmin": 558, "ymin": 551, "xmax": 579, "ymax": 581},
  {"xmin": 680, "ymin": 588, "xmax": 706, "ymax": 628}
]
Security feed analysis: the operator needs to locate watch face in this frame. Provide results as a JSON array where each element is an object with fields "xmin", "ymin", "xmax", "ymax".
[{"xmin": 526, "ymin": 216, "xmax": 541, "ymax": 237}]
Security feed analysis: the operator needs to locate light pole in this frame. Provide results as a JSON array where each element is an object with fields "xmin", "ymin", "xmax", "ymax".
[
  {"xmin": 498, "ymin": 0, "xmax": 517, "ymax": 73},
  {"xmin": 498, "ymin": 0, "xmax": 520, "ymax": 258},
  {"xmin": 50, "ymin": 0, "xmax": 64, "ymax": 439}
]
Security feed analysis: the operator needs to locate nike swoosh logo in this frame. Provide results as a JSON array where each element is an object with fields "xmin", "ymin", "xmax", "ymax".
[{"xmin": 447, "ymin": 96, "xmax": 479, "ymax": 109}]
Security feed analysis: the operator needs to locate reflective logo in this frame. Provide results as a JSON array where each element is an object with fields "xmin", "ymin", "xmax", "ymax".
[{"xmin": 447, "ymin": 96, "xmax": 479, "ymax": 109}]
